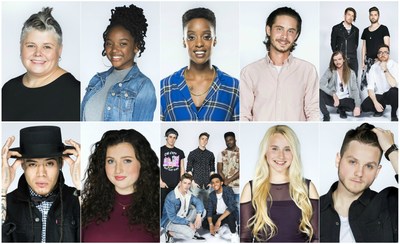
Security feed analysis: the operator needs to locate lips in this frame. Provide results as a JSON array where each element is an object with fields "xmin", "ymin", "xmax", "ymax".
[
  {"xmin": 31, "ymin": 59, "xmax": 46, "ymax": 64},
  {"xmin": 115, "ymin": 176, "xmax": 126, "ymax": 181},
  {"xmin": 36, "ymin": 182, "xmax": 48, "ymax": 188},
  {"xmin": 194, "ymin": 51, "xmax": 206, "ymax": 58},
  {"xmin": 274, "ymin": 160, "xmax": 286, "ymax": 166}
]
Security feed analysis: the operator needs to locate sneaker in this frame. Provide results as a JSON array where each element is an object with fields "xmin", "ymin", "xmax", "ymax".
[
  {"xmin": 339, "ymin": 109, "xmax": 347, "ymax": 119},
  {"xmin": 218, "ymin": 225, "xmax": 229, "ymax": 236},
  {"xmin": 193, "ymin": 232, "xmax": 206, "ymax": 241},
  {"xmin": 323, "ymin": 115, "xmax": 330, "ymax": 121},
  {"xmin": 231, "ymin": 233, "xmax": 240, "ymax": 243},
  {"xmin": 391, "ymin": 116, "xmax": 399, "ymax": 121},
  {"xmin": 165, "ymin": 231, "xmax": 175, "ymax": 243},
  {"xmin": 374, "ymin": 111, "xmax": 384, "ymax": 117}
]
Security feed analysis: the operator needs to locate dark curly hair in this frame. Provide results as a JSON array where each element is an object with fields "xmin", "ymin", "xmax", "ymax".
[
  {"xmin": 82, "ymin": 129, "xmax": 159, "ymax": 236},
  {"xmin": 102, "ymin": 4, "xmax": 148, "ymax": 57}
]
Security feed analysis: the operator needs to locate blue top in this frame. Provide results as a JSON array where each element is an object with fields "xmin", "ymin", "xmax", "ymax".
[
  {"xmin": 81, "ymin": 65, "xmax": 156, "ymax": 121},
  {"xmin": 160, "ymin": 66, "xmax": 239, "ymax": 121},
  {"xmin": 160, "ymin": 188, "xmax": 204, "ymax": 228},
  {"xmin": 208, "ymin": 185, "xmax": 238, "ymax": 221}
]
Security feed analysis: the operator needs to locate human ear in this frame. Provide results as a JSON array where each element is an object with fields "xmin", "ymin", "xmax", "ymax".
[
  {"xmin": 213, "ymin": 37, "xmax": 217, "ymax": 47},
  {"xmin": 335, "ymin": 152, "xmax": 341, "ymax": 168}
]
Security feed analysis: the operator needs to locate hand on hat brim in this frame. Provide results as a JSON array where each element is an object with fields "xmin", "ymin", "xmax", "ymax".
[
  {"xmin": 63, "ymin": 139, "xmax": 81, "ymax": 190},
  {"xmin": 2, "ymin": 136, "xmax": 23, "ymax": 193}
]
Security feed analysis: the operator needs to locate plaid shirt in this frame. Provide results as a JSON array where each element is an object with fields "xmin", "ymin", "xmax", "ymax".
[
  {"xmin": 160, "ymin": 66, "xmax": 239, "ymax": 121},
  {"xmin": 29, "ymin": 188, "xmax": 54, "ymax": 243}
]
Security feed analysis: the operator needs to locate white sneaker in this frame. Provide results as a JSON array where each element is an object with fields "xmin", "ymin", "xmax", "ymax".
[
  {"xmin": 218, "ymin": 225, "xmax": 229, "ymax": 236},
  {"xmin": 231, "ymin": 233, "xmax": 239, "ymax": 243}
]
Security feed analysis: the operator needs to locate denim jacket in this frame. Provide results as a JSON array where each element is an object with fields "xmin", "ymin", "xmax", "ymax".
[
  {"xmin": 160, "ymin": 187, "xmax": 204, "ymax": 228},
  {"xmin": 81, "ymin": 65, "xmax": 156, "ymax": 121},
  {"xmin": 207, "ymin": 185, "xmax": 238, "ymax": 221}
]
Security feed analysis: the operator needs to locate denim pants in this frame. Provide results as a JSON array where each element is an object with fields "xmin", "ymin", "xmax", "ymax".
[{"xmin": 166, "ymin": 206, "xmax": 206, "ymax": 240}]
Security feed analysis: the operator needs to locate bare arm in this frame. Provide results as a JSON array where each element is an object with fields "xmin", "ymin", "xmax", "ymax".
[
  {"xmin": 180, "ymin": 159, "xmax": 185, "ymax": 177},
  {"xmin": 372, "ymin": 128, "xmax": 398, "ymax": 174},
  {"xmin": 384, "ymin": 36, "xmax": 390, "ymax": 46},
  {"xmin": 361, "ymin": 40, "xmax": 366, "ymax": 69},
  {"xmin": 367, "ymin": 89, "xmax": 384, "ymax": 112}
]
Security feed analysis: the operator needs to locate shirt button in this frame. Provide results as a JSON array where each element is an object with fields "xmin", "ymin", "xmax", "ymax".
[
  {"xmin": 107, "ymin": 106, "xmax": 111, "ymax": 111},
  {"xmin": 118, "ymin": 83, "xmax": 122, "ymax": 87},
  {"xmin": 335, "ymin": 222, "xmax": 339, "ymax": 226},
  {"xmin": 111, "ymin": 92, "xmax": 115, "ymax": 96},
  {"xmin": 124, "ymin": 93, "xmax": 128, "ymax": 98},
  {"xmin": 35, "ymin": 217, "xmax": 40, "ymax": 222}
]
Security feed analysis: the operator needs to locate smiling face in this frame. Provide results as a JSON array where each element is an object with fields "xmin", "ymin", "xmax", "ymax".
[
  {"xmin": 20, "ymin": 29, "xmax": 62, "ymax": 77},
  {"xmin": 23, "ymin": 157, "xmax": 60, "ymax": 196},
  {"xmin": 105, "ymin": 142, "xmax": 141, "ymax": 195},
  {"xmin": 336, "ymin": 141, "xmax": 381, "ymax": 197},
  {"xmin": 266, "ymin": 15, "xmax": 299, "ymax": 54},
  {"xmin": 105, "ymin": 25, "xmax": 138, "ymax": 70},
  {"xmin": 183, "ymin": 18, "xmax": 216, "ymax": 66},
  {"xmin": 265, "ymin": 133, "xmax": 293, "ymax": 174},
  {"xmin": 211, "ymin": 177, "xmax": 223, "ymax": 193}
]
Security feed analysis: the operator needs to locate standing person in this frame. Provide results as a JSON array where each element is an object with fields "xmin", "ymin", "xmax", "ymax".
[
  {"xmin": 240, "ymin": 125, "xmax": 319, "ymax": 242},
  {"xmin": 320, "ymin": 123, "xmax": 398, "ymax": 242},
  {"xmin": 217, "ymin": 132, "xmax": 239, "ymax": 203},
  {"xmin": 330, "ymin": 7, "xmax": 359, "ymax": 77},
  {"xmin": 160, "ymin": 7, "xmax": 239, "ymax": 121},
  {"xmin": 160, "ymin": 128, "xmax": 185, "ymax": 214},
  {"xmin": 361, "ymin": 44, "xmax": 398, "ymax": 121},
  {"xmin": 2, "ymin": 126, "xmax": 81, "ymax": 242},
  {"xmin": 81, "ymin": 129, "xmax": 159, "ymax": 242},
  {"xmin": 187, "ymin": 132, "xmax": 215, "ymax": 207},
  {"xmin": 81, "ymin": 4, "xmax": 156, "ymax": 121},
  {"xmin": 203, "ymin": 174, "xmax": 239, "ymax": 242},
  {"xmin": 240, "ymin": 7, "xmax": 319, "ymax": 121},
  {"xmin": 320, "ymin": 51, "xmax": 361, "ymax": 121},
  {"xmin": 360, "ymin": 6, "xmax": 390, "ymax": 90},
  {"xmin": 161, "ymin": 173, "xmax": 206, "ymax": 243},
  {"xmin": 2, "ymin": 7, "xmax": 80, "ymax": 121}
]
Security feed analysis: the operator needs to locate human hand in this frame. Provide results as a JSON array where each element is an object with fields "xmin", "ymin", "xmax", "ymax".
[
  {"xmin": 372, "ymin": 128, "xmax": 395, "ymax": 152},
  {"xmin": 353, "ymin": 107, "xmax": 361, "ymax": 117},
  {"xmin": 160, "ymin": 179, "xmax": 168, "ymax": 188},
  {"xmin": 379, "ymin": 61, "xmax": 387, "ymax": 71},
  {"xmin": 209, "ymin": 224, "xmax": 216, "ymax": 235},
  {"xmin": 215, "ymin": 219, "xmax": 222, "ymax": 231},
  {"xmin": 373, "ymin": 102, "xmax": 384, "ymax": 112},
  {"xmin": 192, "ymin": 181, "xmax": 200, "ymax": 189},
  {"xmin": 194, "ymin": 215, "xmax": 202, "ymax": 229},
  {"xmin": 2, "ymin": 136, "xmax": 22, "ymax": 193},
  {"xmin": 63, "ymin": 139, "xmax": 81, "ymax": 190},
  {"xmin": 189, "ymin": 222, "xmax": 196, "ymax": 231},
  {"xmin": 333, "ymin": 94, "xmax": 340, "ymax": 107}
]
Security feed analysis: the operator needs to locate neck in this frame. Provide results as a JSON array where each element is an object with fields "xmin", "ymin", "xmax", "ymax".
[
  {"xmin": 199, "ymin": 145, "xmax": 206, "ymax": 150},
  {"xmin": 165, "ymin": 144, "xmax": 175, "ymax": 149},
  {"xmin": 343, "ymin": 21, "xmax": 352, "ymax": 28},
  {"xmin": 334, "ymin": 182, "xmax": 362, "ymax": 210},
  {"xmin": 268, "ymin": 49, "xmax": 290, "ymax": 66},
  {"xmin": 370, "ymin": 22, "xmax": 380, "ymax": 28},
  {"xmin": 216, "ymin": 187, "xmax": 223, "ymax": 194},
  {"xmin": 227, "ymin": 146, "xmax": 236, "ymax": 151},
  {"xmin": 269, "ymin": 171, "xmax": 289, "ymax": 184},
  {"xmin": 24, "ymin": 67, "xmax": 61, "ymax": 88},
  {"xmin": 186, "ymin": 63, "xmax": 213, "ymax": 78}
]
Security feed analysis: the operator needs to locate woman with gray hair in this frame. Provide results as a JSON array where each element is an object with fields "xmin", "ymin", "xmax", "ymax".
[{"xmin": 2, "ymin": 7, "xmax": 80, "ymax": 121}]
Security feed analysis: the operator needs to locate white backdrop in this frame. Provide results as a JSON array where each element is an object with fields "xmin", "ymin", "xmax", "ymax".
[
  {"xmin": 319, "ymin": 2, "xmax": 398, "ymax": 77},
  {"xmin": 2, "ymin": 122, "xmax": 80, "ymax": 193},
  {"xmin": 80, "ymin": 1, "xmax": 160, "ymax": 120},
  {"xmin": 160, "ymin": 1, "xmax": 240, "ymax": 80},
  {"xmin": 1, "ymin": 1, "xmax": 81, "ymax": 84},
  {"xmin": 240, "ymin": 2, "xmax": 320, "ymax": 73},
  {"xmin": 319, "ymin": 122, "xmax": 398, "ymax": 195},
  {"xmin": 240, "ymin": 122, "xmax": 320, "ymax": 195}
]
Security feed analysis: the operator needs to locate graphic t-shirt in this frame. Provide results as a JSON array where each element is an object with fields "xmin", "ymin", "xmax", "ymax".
[{"xmin": 160, "ymin": 145, "xmax": 185, "ymax": 187}]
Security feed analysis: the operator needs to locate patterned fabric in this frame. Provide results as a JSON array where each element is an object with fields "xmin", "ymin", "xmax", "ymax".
[
  {"xmin": 360, "ymin": 57, "xmax": 375, "ymax": 90},
  {"xmin": 160, "ymin": 66, "xmax": 239, "ymax": 121},
  {"xmin": 217, "ymin": 147, "xmax": 240, "ymax": 189},
  {"xmin": 187, "ymin": 148, "xmax": 215, "ymax": 188},
  {"xmin": 29, "ymin": 188, "xmax": 55, "ymax": 243}
]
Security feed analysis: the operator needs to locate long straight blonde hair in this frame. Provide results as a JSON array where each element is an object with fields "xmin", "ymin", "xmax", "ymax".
[{"xmin": 248, "ymin": 125, "xmax": 314, "ymax": 242}]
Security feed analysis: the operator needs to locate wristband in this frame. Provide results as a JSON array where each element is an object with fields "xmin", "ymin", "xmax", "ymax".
[{"xmin": 385, "ymin": 144, "xmax": 398, "ymax": 161}]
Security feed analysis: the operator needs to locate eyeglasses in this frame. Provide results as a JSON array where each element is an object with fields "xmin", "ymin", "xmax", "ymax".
[
  {"xmin": 377, "ymin": 51, "xmax": 390, "ymax": 55},
  {"xmin": 339, "ymin": 82, "xmax": 344, "ymax": 92}
]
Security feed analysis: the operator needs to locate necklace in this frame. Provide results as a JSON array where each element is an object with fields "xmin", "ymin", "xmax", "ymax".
[
  {"xmin": 184, "ymin": 67, "xmax": 215, "ymax": 97},
  {"xmin": 117, "ymin": 201, "xmax": 131, "ymax": 210}
]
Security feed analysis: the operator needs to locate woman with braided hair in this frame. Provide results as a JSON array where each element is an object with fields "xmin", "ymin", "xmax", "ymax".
[{"xmin": 81, "ymin": 4, "xmax": 156, "ymax": 121}]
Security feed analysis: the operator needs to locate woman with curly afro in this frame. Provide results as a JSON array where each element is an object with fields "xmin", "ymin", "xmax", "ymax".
[
  {"xmin": 81, "ymin": 129, "xmax": 159, "ymax": 242},
  {"xmin": 81, "ymin": 4, "xmax": 156, "ymax": 121}
]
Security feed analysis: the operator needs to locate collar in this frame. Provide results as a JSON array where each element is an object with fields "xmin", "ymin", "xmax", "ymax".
[
  {"xmin": 96, "ymin": 64, "xmax": 140, "ymax": 83},
  {"xmin": 265, "ymin": 53, "xmax": 293, "ymax": 66},
  {"xmin": 174, "ymin": 185, "xmax": 191, "ymax": 199}
]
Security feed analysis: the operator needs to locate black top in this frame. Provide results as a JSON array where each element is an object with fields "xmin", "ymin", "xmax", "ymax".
[
  {"xmin": 186, "ymin": 147, "xmax": 215, "ymax": 188},
  {"xmin": 2, "ymin": 172, "xmax": 80, "ymax": 242},
  {"xmin": 361, "ymin": 25, "xmax": 390, "ymax": 59},
  {"xmin": 2, "ymin": 73, "xmax": 80, "ymax": 121},
  {"xmin": 331, "ymin": 22, "xmax": 359, "ymax": 58},
  {"xmin": 240, "ymin": 180, "xmax": 319, "ymax": 242},
  {"xmin": 320, "ymin": 175, "xmax": 398, "ymax": 242},
  {"xmin": 160, "ymin": 145, "xmax": 185, "ymax": 188}
]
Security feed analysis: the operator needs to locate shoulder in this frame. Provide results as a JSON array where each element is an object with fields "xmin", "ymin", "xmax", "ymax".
[
  {"xmin": 3, "ymin": 74, "xmax": 24, "ymax": 90},
  {"xmin": 240, "ymin": 181, "xmax": 252, "ymax": 203},
  {"xmin": 161, "ymin": 67, "xmax": 185, "ymax": 85},
  {"xmin": 242, "ymin": 57, "xmax": 266, "ymax": 72},
  {"xmin": 215, "ymin": 67, "xmax": 239, "ymax": 85},
  {"xmin": 307, "ymin": 180, "xmax": 319, "ymax": 200},
  {"xmin": 61, "ymin": 73, "xmax": 80, "ymax": 85}
]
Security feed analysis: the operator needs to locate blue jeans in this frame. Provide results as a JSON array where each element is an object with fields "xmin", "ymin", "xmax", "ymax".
[{"xmin": 166, "ymin": 206, "xmax": 206, "ymax": 240}]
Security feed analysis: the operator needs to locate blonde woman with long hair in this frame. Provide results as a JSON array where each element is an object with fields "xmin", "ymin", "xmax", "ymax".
[{"xmin": 240, "ymin": 125, "xmax": 319, "ymax": 242}]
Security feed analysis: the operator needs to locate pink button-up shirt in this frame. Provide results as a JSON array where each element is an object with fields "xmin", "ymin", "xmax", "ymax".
[{"xmin": 240, "ymin": 54, "xmax": 319, "ymax": 121}]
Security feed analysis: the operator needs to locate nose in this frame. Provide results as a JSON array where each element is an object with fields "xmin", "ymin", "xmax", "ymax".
[
  {"xmin": 114, "ymin": 161, "xmax": 123, "ymax": 174},
  {"xmin": 33, "ymin": 47, "xmax": 42, "ymax": 56},
  {"xmin": 277, "ymin": 149, "xmax": 285, "ymax": 159},
  {"xmin": 354, "ymin": 164, "xmax": 363, "ymax": 177},
  {"xmin": 36, "ymin": 164, "xmax": 46, "ymax": 176},
  {"xmin": 195, "ymin": 37, "xmax": 204, "ymax": 47}
]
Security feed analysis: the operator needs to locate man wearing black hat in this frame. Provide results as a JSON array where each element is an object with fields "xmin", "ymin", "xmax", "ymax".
[
  {"xmin": 160, "ymin": 128, "xmax": 185, "ymax": 215},
  {"xmin": 1, "ymin": 126, "xmax": 81, "ymax": 242}
]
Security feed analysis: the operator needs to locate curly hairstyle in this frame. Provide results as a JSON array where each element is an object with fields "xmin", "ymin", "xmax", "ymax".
[
  {"xmin": 102, "ymin": 4, "xmax": 148, "ymax": 57},
  {"xmin": 249, "ymin": 125, "xmax": 314, "ymax": 242},
  {"xmin": 82, "ymin": 129, "xmax": 159, "ymax": 236}
]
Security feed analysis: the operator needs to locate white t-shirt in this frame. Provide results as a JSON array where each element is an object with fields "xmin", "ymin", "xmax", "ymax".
[
  {"xmin": 335, "ymin": 71, "xmax": 350, "ymax": 99},
  {"xmin": 367, "ymin": 59, "xmax": 398, "ymax": 94},
  {"xmin": 175, "ymin": 187, "xmax": 191, "ymax": 218},
  {"xmin": 216, "ymin": 192, "xmax": 227, "ymax": 214},
  {"xmin": 339, "ymin": 215, "xmax": 356, "ymax": 243}
]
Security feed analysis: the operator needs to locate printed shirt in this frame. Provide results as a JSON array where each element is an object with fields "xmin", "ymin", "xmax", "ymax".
[
  {"xmin": 29, "ymin": 188, "xmax": 54, "ymax": 243},
  {"xmin": 187, "ymin": 147, "xmax": 215, "ymax": 188},
  {"xmin": 217, "ymin": 147, "xmax": 240, "ymax": 190},
  {"xmin": 160, "ymin": 65, "xmax": 239, "ymax": 121},
  {"xmin": 240, "ymin": 54, "xmax": 319, "ymax": 121}
]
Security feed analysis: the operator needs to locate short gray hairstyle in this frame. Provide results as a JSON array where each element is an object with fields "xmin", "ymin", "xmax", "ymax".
[{"xmin": 20, "ymin": 7, "xmax": 63, "ymax": 45}]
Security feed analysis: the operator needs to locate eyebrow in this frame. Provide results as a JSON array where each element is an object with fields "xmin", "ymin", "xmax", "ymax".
[
  {"xmin": 344, "ymin": 156, "xmax": 378, "ymax": 165},
  {"xmin": 25, "ymin": 158, "xmax": 57, "ymax": 163}
]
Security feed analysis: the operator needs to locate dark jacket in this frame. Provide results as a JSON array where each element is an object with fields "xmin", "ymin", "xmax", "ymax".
[
  {"xmin": 207, "ymin": 185, "xmax": 238, "ymax": 222},
  {"xmin": 331, "ymin": 22, "xmax": 359, "ymax": 59},
  {"xmin": 2, "ymin": 172, "xmax": 80, "ymax": 242},
  {"xmin": 320, "ymin": 175, "xmax": 398, "ymax": 242}
]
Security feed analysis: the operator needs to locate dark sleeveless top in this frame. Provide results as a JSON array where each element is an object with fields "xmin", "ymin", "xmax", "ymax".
[{"xmin": 240, "ymin": 179, "xmax": 319, "ymax": 242}]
